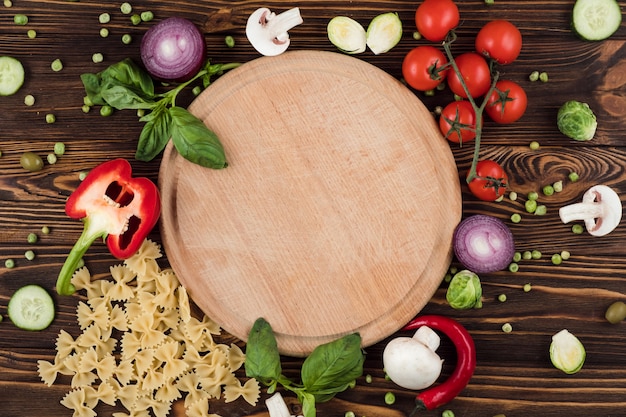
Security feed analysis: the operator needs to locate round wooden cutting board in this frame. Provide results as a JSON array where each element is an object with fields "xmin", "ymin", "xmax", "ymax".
[{"xmin": 159, "ymin": 50, "xmax": 462, "ymax": 356}]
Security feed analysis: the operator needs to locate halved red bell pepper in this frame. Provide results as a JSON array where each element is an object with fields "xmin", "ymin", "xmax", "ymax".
[{"xmin": 56, "ymin": 158, "xmax": 161, "ymax": 295}]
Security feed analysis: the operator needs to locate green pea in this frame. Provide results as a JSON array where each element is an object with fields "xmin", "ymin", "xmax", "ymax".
[
  {"xmin": 531, "ymin": 250, "xmax": 542, "ymax": 260},
  {"xmin": 522, "ymin": 251, "xmax": 532, "ymax": 260},
  {"xmin": 529, "ymin": 140, "xmax": 540, "ymax": 150},
  {"xmin": 365, "ymin": 374, "xmax": 372, "ymax": 383},
  {"xmin": 130, "ymin": 14, "xmax": 141, "ymax": 25},
  {"xmin": 568, "ymin": 172, "xmax": 579, "ymax": 182},
  {"xmin": 384, "ymin": 392, "xmax": 396, "ymax": 405},
  {"xmin": 24, "ymin": 94, "xmax": 35, "ymax": 106},
  {"xmin": 542, "ymin": 184, "xmax": 554, "ymax": 196},
  {"xmin": 511, "ymin": 213, "xmax": 521, "ymax": 223},
  {"xmin": 120, "ymin": 2, "xmax": 132, "ymax": 14},
  {"xmin": 45, "ymin": 113, "xmax": 56, "ymax": 123},
  {"xmin": 92, "ymin": 52, "xmax": 104, "ymax": 63},
  {"xmin": 27, "ymin": 29, "xmax": 37, "ymax": 38},
  {"xmin": 98, "ymin": 12, "xmax": 110, "ymax": 24},
  {"xmin": 4, "ymin": 0, "xmax": 13, "ymax": 7},
  {"xmin": 512, "ymin": 252, "xmax": 522, "ymax": 262},
  {"xmin": 508, "ymin": 191, "xmax": 518, "ymax": 201},
  {"xmin": 553, "ymin": 180, "xmax": 563, "ymax": 193},
  {"xmin": 20, "ymin": 152, "xmax": 44, "ymax": 172},
  {"xmin": 121, "ymin": 33, "xmax": 132, "ymax": 44},
  {"xmin": 5, "ymin": 258, "xmax": 15, "ymax": 268},
  {"xmin": 534, "ymin": 204, "xmax": 547, "ymax": 216},
  {"xmin": 442, "ymin": 410, "xmax": 455, "ymax": 417},
  {"xmin": 345, "ymin": 412, "xmax": 356, "ymax": 417},
  {"xmin": 572, "ymin": 224, "xmax": 584, "ymax": 234},
  {"xmin": 225, "ymin": 35, "xmax": 235, "ymax": 48},
  {"xmin": 54, "ymin": 142, "xmax": 66, "ymax": 155},
  {"xmin": 539, "ymin": 71, "xmax": 549, "ymax": 82},
  {"xmin": 13, "ymin": 13, "xmax": 28, "ymax": 25},
  {"xmin": 100, "ymin": 27, "xmax": 110, "ymax": 38},
  {"xmin": 605, "ymin": 301, "xmax": 626, "ymax": 324},
  {"xmin": 51, "ymin": 58, "xmax": 63, "ymax": 72},
  {"xmin": 508, "ymin": 262, "xmax": 519, "ymax": 273},
  {"xmin": 412, "ymin": 31, "xmax": 422, "ymax": 40},
  {"xmin": 498, "ymin": 293, "xmax": 507, "ymax": 302},
  {"xmin": 525, "ymin": 199, "xmax": 537, "ymax": 213},
  {"xmin": 47, "ymin": 153, "xmax": 57, "ymax": 164},
  {"xmin": 502, "ymin": 322, "xmax": 513, "ymax": 333},
  {"xmin": 141, "ymin": 11, "xmax": 154, "ymax": 22},
  {"xmin": 527, "ymin": 191, "xmax": 539, "ymax": 201},
  {"xmin": 24, "ymin": 250, "xmax": 35, "ymax": 261},
  {"xmin": 561, "ymin": 250, "xmax": 571, "ymax": 260},
  {"xmin": 27, "ymin": 232, "xmax": 38, "ymax": 244},
  {"xmin": 41, "ymin": 226, "xmax": 50, "ymax": 235},
  {"xmin": 100, "ymin": 105, "xmax": 113, "ymax": 117},
  {"xmin": 528, "ymin": 71, "xmax": 539, "ymax": 82},
  {"xmin": 551, "ymin": 253, "xmax": 562, "ymax": 265},
  {"xmin": 523, "ymin": 283, "xmax": 532, "ymax": 292}
]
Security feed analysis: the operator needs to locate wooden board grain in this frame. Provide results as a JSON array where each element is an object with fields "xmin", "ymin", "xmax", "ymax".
[{"xmin": 159, "ymin": 50, "xmax": 461, "ymax": 356}]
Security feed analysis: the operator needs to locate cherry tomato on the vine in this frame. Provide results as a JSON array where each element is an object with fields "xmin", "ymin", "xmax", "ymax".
[
  {"xmin": 447, "ymin": 52, "xmax": 492, "ymax": 99},
  {"xmin": 475, "ymin": 20, "xmax": 522, "ymax": 65},
  {"xmin": 467, "ymin": 160, "xmax": 508, "ymax": 201},
  {"xmin": 439, "ymin": 100, "xmax": 481, "ymax": 144},
  {"xmin": 415, "ymin": 0, "xmax": 460, "ymax": 42},
  {"xmin": 402, "ymin": 46, "xmax": 449, "ymax": 91},
  {"xmin": 485, "ymin": 80, "xmax": 528, "ymax": 124}
]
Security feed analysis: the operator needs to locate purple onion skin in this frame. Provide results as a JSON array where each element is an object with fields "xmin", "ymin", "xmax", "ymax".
[
  {"xmin": 453, "ymin": 214, "xmax": 515, "ymax": 274},
  {"xmin": 140, "ymin": 17, "xmax": 207, "ymax": 82}
]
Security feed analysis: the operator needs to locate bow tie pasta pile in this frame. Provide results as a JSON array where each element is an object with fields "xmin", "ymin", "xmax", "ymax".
[{"xmin": 38, "ymin": 239, "xmax": 260, "ymax": 417}]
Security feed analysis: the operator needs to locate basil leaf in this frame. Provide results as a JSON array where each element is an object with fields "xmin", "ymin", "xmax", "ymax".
[
  {"xmin": 301, "ymin": 333, "xmax": 364, "ymax": 394},
  {"xmin": 297, "ymin": 391, "xmax": 317, "ymax": 417},
  {"xmin": 101, "ymin": 85, "xmax": 155, "ymax": 110},
  {"xmin": 244, "ymin": 318, "xmax": 282, "ymax": 385},
  {"xmin": 135, "ymin": 107, "xmax": 172, "ymax": 162},
  {"xmin": 169, "ymin": 106, "xmax": 227, "ymax": 169},
  {"xmin": 101, "ymin": 58, "xmax": 155, "ymax": 99},
  {"xmin": 80, "ymin": 73, "xmax": 107, "ymax": 106}
]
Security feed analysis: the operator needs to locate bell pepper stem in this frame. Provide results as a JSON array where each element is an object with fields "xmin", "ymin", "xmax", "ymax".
[{"xmin": 56, "ymin": 217, "xmax": 107, "ymax": 296}]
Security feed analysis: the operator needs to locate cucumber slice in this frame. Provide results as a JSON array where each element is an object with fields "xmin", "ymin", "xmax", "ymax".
[
  {"xmin": 0, "ymin": 56, "xmax": 25, "ymax": 96},
  {"xmin": 572, "ymin": 0, "xmax": 622, "ymax": 41},
  {"xmin": 7, "ymin": 284, "xmax": 55, "ymax": 331}
]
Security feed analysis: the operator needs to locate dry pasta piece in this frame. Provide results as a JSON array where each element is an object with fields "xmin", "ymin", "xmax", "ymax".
[
  {"xmin": 110, "ymin": 303, "xmax": 129, "ymax": 331},
  {"xmin": 55, "ymin": 329, "xmax": 80, "ymax": 359},
  {"xmin": 125, "ymin": 239, "xmax": 162, "ymax": 277},
  {"xmin": 37, "ymin": 359, "xmax": 63, "ymax": 386},
  {"xmin": 71, "ymin": 267, "xmax": 101, "ymax": 299},
  {"xmin": 61, "ymin": 388, "xmax": 97, "ymax": 417},
  {"xmin": 120, "ymin": 331, "xmax": 142, "ymax": 360},
  {"xmin": 114, "ymin": 358, "xmax": 135, "ymax": 386},
  {"xmin": 133, "ymin": 348, "xmax": 156, "ymax": 375},
  {"xmin": 223, "ymin": 377, "xmax": 261, "ymax": 405},
  {"xmin": 185, "ymin": 397, "xmax": 213, "ymax": 417},
  {"xmin": 76, "ymin": 298, "xmax": 110, "ymax": 331},
  {"xmin": 153, "ymin": 270, "xmax": 179, "ymax": 309},
  {"xmin": 227, "ymin": 343, "xmax": 246, "ymax": 371},
  {"xmin": 178, "ymin": 285, "xmax": 192, "ymax": 323},
  {"xmin": 107, "ymin": 264, "xmax": 137, "ymax": 301},
  {"xmin": 154, "ymin": 380, "xmax": 182, "ymax": 403}
]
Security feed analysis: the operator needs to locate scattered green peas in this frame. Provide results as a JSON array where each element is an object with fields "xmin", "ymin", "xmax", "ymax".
[
  {"xmin": 523, "ymin": 283, "xmax": 532, "ymax": 292},
  {"xmin": 82, "ymin": 104, "xmax": 91, "ymax": 113},
  {"xmin": 225, "ymin": 35, "xmax": 235, "ymax": 48},
  {"xmin": 498, "ymin": 293, "xmax": 507, "ymax": 302},
  {"xmin": 522, "ymin": 250, "xmax": 532, "ymax": 260},
  {"xmin": 76, "ymin": 258, "xmax": 85, "ymax": 269},
  {"xmin": 572, "ymin": 224, "xmax": 584, "ymax": 234},
  {"xmin": 551, "ymin": 253, "xmax": 563, "ymax": 265},
  {"xmin": 605, "ymin": 301, "xmax": 626, "ymax": 324},
  {"xmin": 528, "ymin": 70, "xmax": 539, "ymax": 82},
  {"xmin": 345, "ymin": 412, "xmax": 356, "ymax": 417},
  {"xmin": 509, "ymin": 191, "xmax": 518, "ymax": 201},
  {"xmin": 192, "ymin": 85, "xmax": 202, "ymax": 96},
  {"xmin": 513, "ymin": 252, "xmax": 522, "ymax": 262},
  {"xmin": 27, "ymin": 232, "xmax": 38, "ymax": 244},
  {"xmin": 27, "ymin": 29, "xmax": 37, "ymax": 38},
  {"xmin": 384, "ymin": 392, "xmax": 396, "ymax": 405},
  {"xmin": 484, "ymin": 0, "xmax": 495, "ymax": 6},
  {"xmin": 531, "ymin": 250, "xmax": 542, "ymax": 260},
  {"xmin": 502, "ymin": 322, "xmax": 513, "ymax": 333},
  {"xmin": 54, "ymin": 142, "xmax": 66, "ymax": 155},
  {"xmin": 98, "ymin": 12, "xmax": 110, "ymax": 24},
  {"xmin": 560, "ymin": 250, "xmax": 570, "ymax": 260},
  {"xmin": 92, "ymin": 52, "xmax": 104, "ymax": 63},
  {"xmin": 79, "ymin": 171, "xmax": 88, "ymax": 181},
  {"xmin": 120, "ymin": 2, "xmax": 132, "ymax": 14},
  {"xmin": 24, "ymin": 94, "xmax": 35, "ymax": 106},
  {"xmin": 5, "ymin": 258, "xmax": 15, "ymax": 268},
  {"xmin": 20, "ymin": 151, "xmax": 44, "ymax": 172},
  {"xmin": 47, "ymin": 153, "xmax": 58, "ymax": 164},
  {"xmin": 51, "ymin": 58, "xmax": 63, "ymax": 72},
  {"xmin": 529, "ymin": 140, "xmax": 540, "ymax": 150},
  {"xmin": 525, "ymin": 199, "xmax": 537, "ymax": 213},
  {"xmin": 13, "ymin": 13, "xmax": 28, "ymax": 25},
  {"xmin": 41, "ymin": 226, "xmax": 50, "ymax": 235},
  {"xmin": 412, "ymin": 31, "xmax": 422, "ymax": 40},
  {"xmin": 553, "ymin": 180, "xmax": 563, "ymax": 193},
  {"xmin": 130, "ymin": 14, "xmax": 141, "ymax": 25},
  {"xmin": 121, "ymin": 33, "xmax": 132, "ymax": 44},
  {"xmin": 534, "ymin": 204, "xmax": 547, "ymax": 216},
  {"xmin": 4, "ymin": 0, "xmax": 13, "ymax": 7},
  {"xmin": 539, "ymin": 71, "xmax": 549, "ymax": 82},
  {"xmin": 25, "ymin": 250, "xmax": 35, "ymax": 261},
  {"xmin": 511, "ymin": 213, "xmax": 521, "ymax": 223},
  {"xmin": 100, "ymin": 105, "xmax": 113, "ymax": 116},
  {"xmin": 508, "ymin": 262, "xmax": 519, "ymax": 273},
  {"xmin": 45, "ymin": 113, "xmax": 56, "ymax": 124},
  {"xmin": 100, "ymin": 27, "xmax": 110, "ymax": 38},
  {"xmin": 527, "ymin": 191, "xmax": 539, "ymax": 201},
  {"xmin": 543, "ymin": 184, "xmax": 554, "ymax": 196},
  {"xmin": 568, "ymin": 171, "xmax": 579, "ymax": 182},
  {"xmin": 141, "ymin": 11, "xmax": 154, "ymax": 22},
  {"xmin": 442, "ymin": 410, "xmax": 455, "ymax": 417},
  {"xmin": 83, "ymin": 96, "xmax": 94, "ymax": 107}
]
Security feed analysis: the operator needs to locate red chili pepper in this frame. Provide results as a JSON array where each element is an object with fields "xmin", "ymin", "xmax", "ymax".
[
  {"xmin": 402, "ymin": 315, "xmax": 476, "ymax": 415},
  {"xmin": 56, "ymin": 158, "xmax": 160, "ymax": 295}
]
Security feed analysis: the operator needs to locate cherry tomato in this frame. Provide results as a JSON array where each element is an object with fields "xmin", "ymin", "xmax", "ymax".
[
  {"xmin": 485, "ymin": 80, "xmax": 528, "ymax": 124},
  {"xmin": 467, "ymin": 160, "xmax": 508, "ymax": 201},
  {"xmin": 475, "ymin": 20, "xmax": 522, "ymax": 65},
  {"xmin": 447, "ymin": 52, "xmax": 492, "ymax": 99},
  {"xmin": 415, "ymin": 0, "xmax": 460, "ymax": 42},
  {"xmin": 439, "ymin": 100, "xmax": 481, "ymax": 144},
  {"xmin": 402, "ymin": 46, "xmax": 449, "ymax": 91}
]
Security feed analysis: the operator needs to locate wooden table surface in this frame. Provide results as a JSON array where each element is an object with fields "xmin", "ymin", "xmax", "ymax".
[{"xmin": 1, "ymin": 1, "xmax": 625, "ymax": 416}]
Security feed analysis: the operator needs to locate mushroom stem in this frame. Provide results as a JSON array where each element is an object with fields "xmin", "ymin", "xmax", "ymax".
[
  {"xmin": 413, "ymin": 325, "xmax": 441, "ymax": 352},
  {"xmin": 262, "ymin": 8, "xmax": 303, "ymax": 45},
  {"xmin": 558, "ymin": 185, "xmax": 622, "ymax": 236}
]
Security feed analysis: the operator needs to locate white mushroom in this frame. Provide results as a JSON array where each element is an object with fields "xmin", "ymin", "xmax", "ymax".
[
  {"xmin": 382, "ymin": 325, "xmax": 443, "ymax": 390},
  {"xmin": 558, "ymin": 185, "xmax": 622, "ymax": 236},
  {"xmin": 246, "ymin": 7, "xmax": 303, "ymax": 56}
]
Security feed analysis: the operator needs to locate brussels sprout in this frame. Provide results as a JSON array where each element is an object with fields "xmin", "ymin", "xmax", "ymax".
[
  {"xmin": 557, "ymin": 100, "xmax": 597, "ymax": 141},
  {"xmin": 446, "ymin": 270, "xmax": 483, "ymax": 309},
  {"xmin": 550, "ymin": 329, "xmax": 585, "ymax": 374},
  {"xmin": 327, "ymin": 16, "xmax": 367, "ymax": 54}
]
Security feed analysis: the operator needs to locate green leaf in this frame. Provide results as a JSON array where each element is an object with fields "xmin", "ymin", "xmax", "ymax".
[
  {"xmin": 80, "ymin": 73, "xmax": 107, "ymax": 106},
  {"xmin": 298, "ymin": 391, "xmax": 317, "ymax": 417},
  {"xmin": 169, "ymin": 106, "xmax": 227, "ymax": 169},
  {"xmin": 135, "ymin": 106, "xmax": 172, "ymax": 162},
  {"xmin": 244, "ymin": 318, "xmax": 282, "ymax": 385},
  {"xmin": 102, "ymin": 58, "xmax": 155, "ymax": 98},
  {"xmin": 301, "ymin": 333, "xmax": 364, "ymax": 396},
  {"xmin": 101, "ymin": 85, "xmax": 155, "ymax": 110}
]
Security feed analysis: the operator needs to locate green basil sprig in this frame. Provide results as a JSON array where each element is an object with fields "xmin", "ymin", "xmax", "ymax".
[
  {"xmin": 80, "ymin": 58, "xmax": 240, "ymax": 169},
  {"xmin": 245, "ymin": 318, "xmax": 365, "ymax": 417}
]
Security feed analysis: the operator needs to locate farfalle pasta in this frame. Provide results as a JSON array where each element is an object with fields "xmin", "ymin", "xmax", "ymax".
[{"xmin": 38, "ymin": 239, "xmax": 260, "ymax": 417}]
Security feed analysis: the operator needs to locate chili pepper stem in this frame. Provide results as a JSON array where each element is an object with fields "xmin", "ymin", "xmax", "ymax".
[
  {"xmin": 56, "ymin": 217, "xmax": 109, "ymax": 296},
  {"xmin": 408, "ymin": 401, "xmax": 427, "ymax": 417}
]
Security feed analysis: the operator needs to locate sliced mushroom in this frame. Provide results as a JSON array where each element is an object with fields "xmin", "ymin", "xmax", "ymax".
[
  {"xmin": 559, "ymin": 185, "xmax": 622, "ymax": 236},
  {"xmin": 246, "ymin": 7, "xmax": 303, "ymax": 56}
]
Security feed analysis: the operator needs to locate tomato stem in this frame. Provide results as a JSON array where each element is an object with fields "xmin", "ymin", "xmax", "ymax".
[{"xmin": 442, "ymin": 33, "xmax": 500, "ymax": 183}]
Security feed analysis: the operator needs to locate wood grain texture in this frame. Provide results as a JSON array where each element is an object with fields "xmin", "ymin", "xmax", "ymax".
[{"xmin": 1, "ymin": 1, "xmax": 625, "ymax": 417}]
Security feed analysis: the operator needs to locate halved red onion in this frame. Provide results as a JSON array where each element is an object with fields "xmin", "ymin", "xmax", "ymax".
[
  {"xmin": 453, "ymin": 214, "xmax": 515, "ymax": 273},
  {"xmin": 140, "ymin": 17, "xmax": 207, "ymax": 82}
]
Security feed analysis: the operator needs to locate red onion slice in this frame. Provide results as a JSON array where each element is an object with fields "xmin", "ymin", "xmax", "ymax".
[
  {"xmin": 140, "ymin": 17, "xmax": 207, "ymax": 82},
  {"xmin": 453, "ymin": 214, "xmax": 515, "ymax": 273}
]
